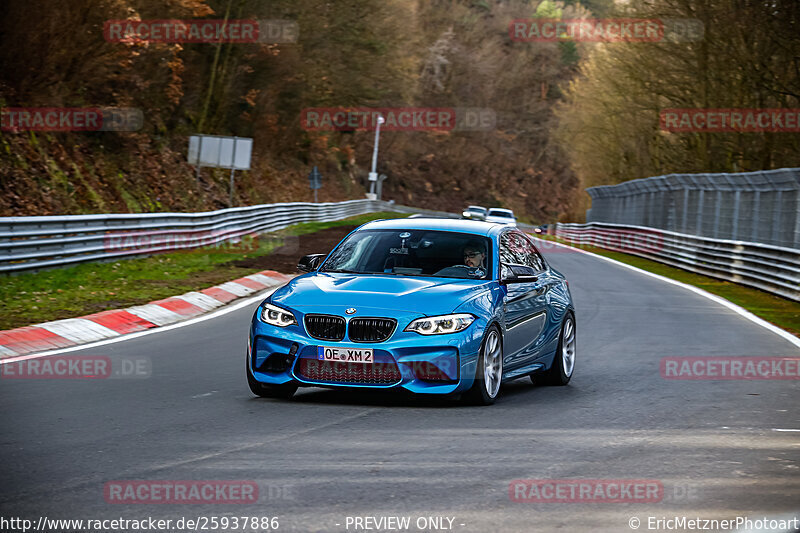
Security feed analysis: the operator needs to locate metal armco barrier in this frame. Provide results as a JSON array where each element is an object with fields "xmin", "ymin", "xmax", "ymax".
[
  {"xmin": 586, "ymin": 168, "xmax": 800, "ymax": 249},
  {"xmin": 0, "ymin": 200, "xmax": 393, "ymax": 273},
  {"xmin": 556, "ymin": 222, "xmax": 800, "ymax": 302}
]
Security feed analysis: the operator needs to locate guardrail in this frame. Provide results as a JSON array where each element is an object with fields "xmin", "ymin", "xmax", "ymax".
[
  {"xmin": 0, "ymin": 200, "xmax": 392, "ymax": 274},
  {"xmin": 555, "ymin": 222, "xmax": 799, "ymax": 302},
  {"xmin": 585, "ymin": 168, "xmax": 800, "ymax": 249},
  {"xmin": 9, "ymin": 201, "xmax": 795, "ymax": 303}
]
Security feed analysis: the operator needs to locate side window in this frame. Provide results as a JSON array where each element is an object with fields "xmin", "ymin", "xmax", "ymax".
[
  {"xmin": 500, "ymin": 231, "xmax": 531, "ymax": 267},
  {"xmin": 499, "ymin": 231, "xmax": 545, "ymax": 272},
  {"xmin": 521, "ymin": 234, "xmax": 546, "ymax": 272}
]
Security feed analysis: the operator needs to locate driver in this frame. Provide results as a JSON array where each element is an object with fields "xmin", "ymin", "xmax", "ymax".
[{"xmin": 463, "ymin": 240, "xmax": 486, "ymax": 269}]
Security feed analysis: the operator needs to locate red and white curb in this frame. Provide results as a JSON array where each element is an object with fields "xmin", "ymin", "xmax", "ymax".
[{"xmin": 0, "ymin": 270, "xmax": 292, "ymax": 359}]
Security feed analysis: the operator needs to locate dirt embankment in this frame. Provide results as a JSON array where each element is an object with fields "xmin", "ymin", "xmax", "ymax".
[{"xmin": 231, "ymin": 225, "xmax": 357, "ymax": 273}]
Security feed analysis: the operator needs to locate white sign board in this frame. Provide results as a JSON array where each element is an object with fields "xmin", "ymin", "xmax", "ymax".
[{"xmin": 188, "ymin": 135, "xmax": 252, "ymax": 170}]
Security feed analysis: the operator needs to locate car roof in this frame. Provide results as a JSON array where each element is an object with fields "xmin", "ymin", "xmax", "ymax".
[
  {"xmin": 359, "ymin": 217, "xmax": 505, "ymax": 237},
  {"xmin": 466, "ymin": 205, "xmax": 486, "ymax": 210},
  {"xmin": 487, "ymin": 207, "xmax": 513, "ymax": 213}
]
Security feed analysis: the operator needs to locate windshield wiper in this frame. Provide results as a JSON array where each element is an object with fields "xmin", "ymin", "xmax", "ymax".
[{"xmin": 322, "ymin": 269, "xmax": 406, "ymax": 276}]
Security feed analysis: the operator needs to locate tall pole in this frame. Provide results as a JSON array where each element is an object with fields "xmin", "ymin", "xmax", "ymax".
[{"xmin": 369, "ymin": 116, "xmax": 384, "ymax": 197}]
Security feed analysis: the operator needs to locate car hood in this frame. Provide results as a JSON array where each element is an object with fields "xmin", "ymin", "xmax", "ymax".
[{"xmin": 271, "ymin": 272, "xmax": 494, "ymax": 316}]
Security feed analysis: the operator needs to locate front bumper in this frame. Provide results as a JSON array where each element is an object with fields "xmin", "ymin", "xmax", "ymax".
[{"xmin": 248, "ymin": 313, "xmax": 485, "ymax": 395}]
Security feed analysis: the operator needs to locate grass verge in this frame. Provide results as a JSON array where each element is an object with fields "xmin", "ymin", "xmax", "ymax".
[
  {"xmin": 537, "ymin": 235, "xmax": 799, "ymax": 337},
  {"xmin": 0, "ymin": 211, "xmax": 406, "ymax": 331}
]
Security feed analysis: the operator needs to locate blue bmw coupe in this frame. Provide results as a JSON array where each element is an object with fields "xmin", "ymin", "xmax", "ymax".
[{"xmin": 247, "ymin": 218, "xmax": 575, "ymax": 405}]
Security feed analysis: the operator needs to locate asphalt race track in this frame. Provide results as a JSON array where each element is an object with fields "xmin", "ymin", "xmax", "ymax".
[{"xmin": 1, "ymin": 246, "xmax": 799, "ymax": 533}]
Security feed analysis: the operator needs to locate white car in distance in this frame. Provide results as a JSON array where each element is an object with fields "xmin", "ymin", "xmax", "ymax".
[
  {"xmin": 485, "ymin": 208, "xmax": 517, "ymax": 225},
  {"xmin": 461, "ymin": 205, "xmax": 488, "ymax": 221}
]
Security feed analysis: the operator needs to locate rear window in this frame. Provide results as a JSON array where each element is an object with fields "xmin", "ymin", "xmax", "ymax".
[{"xmin": 488, "ymin": 209, "xmax": 513, "ymax": 218}]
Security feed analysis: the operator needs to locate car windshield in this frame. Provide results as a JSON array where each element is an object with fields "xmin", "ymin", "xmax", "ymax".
[
  {"xmin": 488, "ymin": 210, "xmax": 513, "ymax": 218},
  {"xmin": 467, "ymin": 207, "xmax": 484, "ymax": 212},
  {"xmin": 321, "ymin": 229, "xmax": 491, "ymax": 279}
]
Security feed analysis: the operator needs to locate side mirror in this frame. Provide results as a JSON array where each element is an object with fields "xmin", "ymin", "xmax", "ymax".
[
  {"xmin": 297, "ymin": 253, "xmax": 325, "ymax": 273},
  {"xmin": 500, "ymin": 263, "xmax": 538, "ymax": 285}
]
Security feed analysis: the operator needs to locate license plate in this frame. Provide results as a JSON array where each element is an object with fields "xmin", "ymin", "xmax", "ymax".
[{"xmin": 317, "ymin": 346, "xmax": 374, "ymax": 364}]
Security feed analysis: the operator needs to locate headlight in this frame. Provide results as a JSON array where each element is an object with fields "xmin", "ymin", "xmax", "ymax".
[
  {"xmin": 260, "ymin": 303, "xmax": 297, "ymax": 327},
  {"xmin": 405, "ymin": 313, "xmax": 475, "ymax": 335}
]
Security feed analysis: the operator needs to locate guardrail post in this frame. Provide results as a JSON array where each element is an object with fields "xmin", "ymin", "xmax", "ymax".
[
  {"xmin": 794, "ymin": 190, "xmax": 800, "ymax": 249},
  {"xmin": 630, "ymin": 193, "xmax": 637, "ymax": 224},
  {"xmin": 752, "ymin": 190, "xmax": 760, "ymax": 242},
  {"xmin": 772, "ymin": 190, "xmax": 782, "ymax": 245},
  {"xmin": 664, "ymin": 189, "xmax": 672, "ymax": 230},
  {"xmin": 731, "ymin": 190, "xmax": 741, "ymax": 241},
  {"xmin": 625, "ymin": 195, "xmax": 632, "ymax": 225},
  {"xmin": 682, "ymin": 189, "xmax": 690, "ymax": 233},
  {"xmin": 696, "ymin": 189, "xmax": 705, "ymax": 236}
]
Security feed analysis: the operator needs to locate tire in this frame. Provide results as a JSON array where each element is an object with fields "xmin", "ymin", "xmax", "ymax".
[
  {"xmin": 247, "ymin": 357, "xmax": 298, "ymax": 399},
  {"xmin": 537, "ymin": 312, "xmax": 576, "ymax": 386},
  {"xmin": 464, "ymin": 325, "xmax": 503, "ymax": 405}
]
